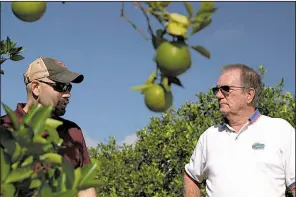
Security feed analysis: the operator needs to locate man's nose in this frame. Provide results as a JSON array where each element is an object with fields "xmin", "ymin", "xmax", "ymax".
[
  {"xmin": 62, "ymin": 91, "xmax": 71, "ymax": 98},
  {"xmin": 215, "ymin": 88, "xmax": 224, "ymax": 99}
]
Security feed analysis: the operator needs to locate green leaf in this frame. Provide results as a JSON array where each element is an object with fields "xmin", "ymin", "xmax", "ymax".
[
  {"xmin": 78, "ymin": 163, "xmax": 98, "ymax": 188},
  {"xmin": 0, "ymin": 129, "xmax": 22, "ymax": 162},
  {"xmin": 191, "ymin": 45, "xmax": 211, "ymax": 59},
  {"xmin": 5, "ymin": 37, "xmax": 12, "ymax": 52},
  {"xmin": 0, "ymin": 69, "xmax": 4, "ymax": 75},
  {"xmin": 56, "ymin": 173, "xmax": 67, "ymax": 192},
  {"xmin": 198, "ymin": 2, "xmax": 216, "ymax": 13},
  {"xmin": 21, "ymin": 155, "xmax": 34, "ymax": 167},
  {"xmin": 1, "ymin": 183, "xmax": 16, "ymax": 197},
  {"xmin": 168, "ymin": 76, "xmax": 184, "ymax": 87},
  {"xmin": 77, "ymin": 179, "xmax": 102, "ymax": 191},
  {"xmin": 190, "ymin": 17, "xmax": 212, "ymax": 35},
  {"xmin": 2, "ymin": 103, "xmax": 19, "ymax": 130},
  {"xmin": 10, "ymin": 54, "xmax": 25, "ymax": 61},
  {"xmin": 193, "ymin": 11, "xmax": 214, "ymax": 24},
  {"xmin": 20, "ymin": 104, "xmax": 42, "ymax": 130},
  {"xmin": 29, "ymin": 179, "xmax": 42, "ymax": 189},
  {"xmin": 184, "ymin": 2, "xmax": 193, "ymax": 18},
  {"xmin": 42, "ymin": 143, "xmax": 55, "ymax": 153},
  {"xmin": 33, "ymin": 135, "xmax": 48, "ymax": 146},
  {"xmin": 4, "ymin": 166, "xmax": 33, "ymax": 184},
  {"xmin": 52, "ymin": 190, "xmax": 77, "ymax": 197},
  {"xmin": 159, "ymin": 2, "xmax": 170, "ymax": 8},
  {"xmin": 0, "ymin": 40, "xmax": 7, "ymax": 54},
  {"xmin": 44, "ymin": 127, "xmax": 60, "ymax": 145},
  {"xmin": 44, "ymin": 118, "xmax": 63, "ymax": 145},
  {"xmin": 39, "ymin": 153, "xmax": 63, "ymax": 165},
  {"xmin": 72, "ymin": 168, "xmax": 81, "ymax": 190},
  {"xmin": 9, "ymin": 46, "xmax": 24, "ymax": 54},
  {"xmin": 0, "ymin": 147, "xmax": 11, "ymax": 182},
  {"xmin": 9, "ymin": 41, "xmax": 17, "ymax": 49},
  {"xmin": 38, "ymin": 182, "xmax": 53, "ymax": 197},
  {"xmin": 13, "ymin": 127, "xmax": 34, "ymax": 147},
  {"xmin": 132, "ymin": 84, "xmax": 153, "ymax": 91},
  {"xmin": 30, "ymin": 105, "xmax": 53, "ymax": 135},
  {"xmin": 11, "ymin": 141, "xmax": 22, "ymax": 163},
  {"xmin": 45, "ymin": 118, "xmax": 63, "ymax": 129},
  {"xmin": 61, "ymin": 160, "xmax": 75, "ymax": 190}
]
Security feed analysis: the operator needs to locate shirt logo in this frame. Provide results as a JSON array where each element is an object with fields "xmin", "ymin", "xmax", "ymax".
[{"xmin": 252, "ymin": 142, "xmax": 265, "ymax": 150}]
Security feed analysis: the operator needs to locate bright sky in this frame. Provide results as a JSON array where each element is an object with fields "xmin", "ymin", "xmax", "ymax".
[{"xmin": 1, "ymin": 2, "xmax": 295, "ymax": 147}]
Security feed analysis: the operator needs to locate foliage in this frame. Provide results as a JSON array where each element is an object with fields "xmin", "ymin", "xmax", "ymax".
[
  {"xmin": 0, "ymin": 104, "xmax": 101, "ymax": 197},
  {"xmin": 0, "ymin": 37, "xmax": 25, "ymax": 75},
  {"xmin": 90, "ymin": 66, "xmax": 295, "ymax": 197}
]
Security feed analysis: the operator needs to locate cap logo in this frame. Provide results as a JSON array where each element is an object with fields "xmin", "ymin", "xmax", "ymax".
[{"xmin": 56, "ymin": 60, "xmax": 67, "ymax": 69}]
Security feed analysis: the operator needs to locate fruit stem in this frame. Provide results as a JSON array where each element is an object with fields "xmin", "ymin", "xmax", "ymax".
[{"xmin": 137, "ymin": 2, "xmax": 154, "ymax": 39}]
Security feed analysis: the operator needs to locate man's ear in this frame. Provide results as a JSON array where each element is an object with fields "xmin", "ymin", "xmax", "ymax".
[
  {"xmin": 31, "ymin": 81, "xmax": 40, "ymax": 97},
  {"xmin": 246, "ymin": 88, "xmax": 255, "ymax": 104}
]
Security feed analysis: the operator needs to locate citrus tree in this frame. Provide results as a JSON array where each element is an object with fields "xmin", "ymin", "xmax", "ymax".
[{"xmin": 89, "ymin": 67, "xmax": 295, "ymax": 197}]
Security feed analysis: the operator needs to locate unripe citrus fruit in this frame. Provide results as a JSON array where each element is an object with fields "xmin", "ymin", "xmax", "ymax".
[
  {"xmin": 144, "ymin": 84, "xmax": 173, "ymax": 113},
  {"xmin": 155, "ymin": 41, "xmax": 191, "ymax": 77},
  {"xmin": 11, "ymin": 2, "xmax": 46, "ymax": 22}
]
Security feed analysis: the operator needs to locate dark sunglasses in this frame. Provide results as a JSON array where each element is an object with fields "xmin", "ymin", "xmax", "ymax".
[
  {"xmin": 38, "ymin": 80, "xmax": 72, "ymax": 93},
  {"xmin": 212, "ymin": 85, "xmax": 246, "ymax": 95}
]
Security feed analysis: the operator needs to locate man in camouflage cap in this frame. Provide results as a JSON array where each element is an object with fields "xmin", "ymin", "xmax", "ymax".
[{"xmin": 1, "ymin": 57, "xmax": 97, "ymax": 197}]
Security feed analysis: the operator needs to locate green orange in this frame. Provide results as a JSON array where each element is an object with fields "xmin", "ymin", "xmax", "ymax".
[
  {"xmin": 11, "ymin": 2, "xmax": 46, "ymax": 22},
  {"xmin": 144, "ymin": 84, "xmax": 173, "ymax": 113},
  {"xmin": 155, "ymin": 41, "xmax": 192, "ymax": 77}
]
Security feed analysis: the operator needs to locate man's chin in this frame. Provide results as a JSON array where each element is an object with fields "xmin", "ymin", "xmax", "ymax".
[
  {"xmin": 52, "ymin": 108, "xmax": 66, "ymax": 118},
  {"xmin": 219, "ymin": 108, "xmax": 229, "ymax": 116}
]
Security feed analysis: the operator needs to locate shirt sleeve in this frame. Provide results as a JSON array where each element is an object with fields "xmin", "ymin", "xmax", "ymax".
[
  {"xmin": 80, "ymin": 130, "xmax": 91, "ymax": 166},
  {"xmin": 184, "ymin": 133, "xmax": 207, "ymax": 183},
  {"xmin": 283, "ymin": 121, "xmax": 295, "ymax": 191}
]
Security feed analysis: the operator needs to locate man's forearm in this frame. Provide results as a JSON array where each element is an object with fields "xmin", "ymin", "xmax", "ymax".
[
  {"xmin": 77, "ymin": 187, "xmax": 97, "ymax": 197},
  {"xmin": 184, "ymin": 172, "xmax": 201, "ymax": 197}
]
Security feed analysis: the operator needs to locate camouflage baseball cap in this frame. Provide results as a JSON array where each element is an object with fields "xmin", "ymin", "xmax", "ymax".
[{"xmin": 23, "ymin": 57, "xmax": 84, "ymax": 84}]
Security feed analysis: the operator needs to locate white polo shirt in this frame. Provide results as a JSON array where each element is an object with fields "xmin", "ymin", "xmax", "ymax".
[{"xmin": 185, "ymin": 110, "xmax": 295, "ymax": 197}]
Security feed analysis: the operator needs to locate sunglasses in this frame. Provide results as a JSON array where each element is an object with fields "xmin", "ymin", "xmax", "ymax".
[
  {"xmin": 212, "ymin": 85, "xmax": 246, "ymax": 95},
  {"xmin": 38, "ymin": 80, "xmax": 72, "ymax": 93}
]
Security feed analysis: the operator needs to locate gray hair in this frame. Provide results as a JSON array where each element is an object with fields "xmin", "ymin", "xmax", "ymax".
[{"xmin": 221, "ymin": 64, "xmax": 263, "ymax": 107}]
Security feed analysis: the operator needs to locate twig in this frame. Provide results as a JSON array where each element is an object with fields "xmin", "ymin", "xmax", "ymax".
[
  {"xmin": 0, "ymin": 57, "xmax": 7, "ymax": 65},
  {"xmin": 120, "ymin": 2, "xmax": 124, "ymax": 18},
  {"xmin": 133, "ymin": 2, "xmax": 166, "ymax": 28},
  {"xmin": 137, "ymin": 2, "xmax": 154, "ymax": 38},
  {"xmin": 120, "ymin": 2, "xmax": 149, "ymax": 40}
]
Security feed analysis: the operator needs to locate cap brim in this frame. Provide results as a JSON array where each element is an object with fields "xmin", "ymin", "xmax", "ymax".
[{"xmin": 48, "ymin": 70, "xmax": 84, "ymax": 84}]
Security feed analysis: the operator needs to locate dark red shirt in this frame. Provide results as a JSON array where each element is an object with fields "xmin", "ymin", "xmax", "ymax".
[{"xmin": 0, "ymin": 103, "xmax": 91, "ymax": 168}]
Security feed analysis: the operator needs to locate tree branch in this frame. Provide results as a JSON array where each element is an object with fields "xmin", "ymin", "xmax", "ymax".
[{"xmin": 120, "ymin": 2, "xmax": 148, "ymax": 40}]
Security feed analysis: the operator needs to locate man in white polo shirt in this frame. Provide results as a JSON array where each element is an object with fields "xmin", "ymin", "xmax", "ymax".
[{"xmin": 184, "ymin": 64, "xmax": 295, "ymax": 197}]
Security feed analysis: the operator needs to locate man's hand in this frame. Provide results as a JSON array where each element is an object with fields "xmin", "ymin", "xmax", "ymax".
[
  {"xmin": 184, "ymin": 172, "xmax": 201, "ymax": 197},
  {"xmin": 77, "ymin": 187, "xmax": 97, "ymax": 197}
]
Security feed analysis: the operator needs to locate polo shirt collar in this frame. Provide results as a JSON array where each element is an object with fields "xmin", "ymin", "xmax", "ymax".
[{"xmin": 220, "ymin": 109, "xmax": 261, "ymax": 127}]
